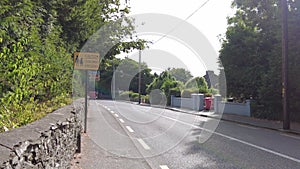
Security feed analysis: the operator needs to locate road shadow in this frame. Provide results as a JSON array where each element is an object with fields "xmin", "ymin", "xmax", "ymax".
[{"xmin": 181, "ymin": 123, "xmax": 244, "ymax": 169}]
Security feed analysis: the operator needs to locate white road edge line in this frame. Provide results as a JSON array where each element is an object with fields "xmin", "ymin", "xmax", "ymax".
[
  {"xmin": 160, "ymin": 165, "xmax": 169, "ymax": 169},
  {"xmin": 159, "ymin": 114, "xmax": 300, "ymax": 163},
  {"xmin": 119, "ymin": 118, "xmax": 125, "ymax": 123},
  {"xmin": 237, "ymin": 124, "xmax": 258, "ymax": 130},
  {"xmin": 137, "ymin": 138, "xmax": 151, "ymax": 150},
  {"xmin": 126, "ymin": 126, "xmax": 134, "ymax": 133},
  {"xmin": 281, "ymin": 133, "xmax": 300, "ymax": 140},
  {"xmin": 114, "ymin": 114, "xmax": 119, "ymax": 117}
]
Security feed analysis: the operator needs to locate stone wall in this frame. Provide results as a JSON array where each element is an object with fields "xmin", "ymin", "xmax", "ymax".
[{"xmin": 0, "ymin": 102, "xmax": 83, "ymax": 169}]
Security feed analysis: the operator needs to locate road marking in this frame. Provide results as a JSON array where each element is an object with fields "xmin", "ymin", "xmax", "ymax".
[
  {"xmin": 160, "ymin": 165, "xmax": 169, "ymax": 169},
  {"xmin": 281, "ymin": 133, "xmax": 300, "ymax": 140},
  {"xmin": 137, "ymin": 138, "xmax": 151, "ymax": 150},
  {"xmin": 110, "ymin": 110, "xmax": 115, "ymax": 114},
  {"xmin": 119, "ymin": 118, "xmax": 125, "ymax": 123},
  {"xmin": 158, "ymin": 114, "xmax": 300, "ymax": 163},
  {"xmin": 114, "ymin": 114, "xmax": 119, "ymax": 117},
  {"xmin": 126, "ymin": 126, "xmax": 134, "ymax": 133},
  {"xmin": 107, "ymin": 108, "xmax": 111, "ymax": 111},
  {"xmin": 237, "ymin": 124, "xmax": 258, "ymax": 130}
]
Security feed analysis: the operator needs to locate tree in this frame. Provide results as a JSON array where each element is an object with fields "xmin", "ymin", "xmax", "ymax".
[
  {"xmin": 219, "ymin": 0, "xmax": 300, "ymax": 121},
  {"xmin": 147, "ymin": 71, "xmax": 183, "ymax": 105},
  {"xmin": 181, "ymin": 77, "xmax": 209, "ymax": 97},
  {"xmin": 168, "ymin": 68, "xmax": 193, "ymax": 83},
  {"xmin": 0, "ymin": 0, "xmax": 145, "ymax": 131},
  {"xmin": 98, "ymin": 57, "xmax": 154, "ymax": 96},
  {"xmin": 0, "ymin": 0, "xmax": 72, "ymax": 129},
  {"xmin": 287, "ymin": 0, "xmax": 300, "ymax": 122}
]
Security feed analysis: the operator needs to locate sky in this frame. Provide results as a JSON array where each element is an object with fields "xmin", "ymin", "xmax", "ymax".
[{"xmin": 118, "ymin": 0, "xmax": 235, "ymax": 77}]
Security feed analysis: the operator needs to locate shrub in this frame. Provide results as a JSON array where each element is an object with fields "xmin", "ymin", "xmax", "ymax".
[
  {"xmin": 169, "ymin": 87, "xmax": 181, "ymax": 97},
  {"xmin": 130, "ymin": 92, "xmax": 139, "ymax": 102},
  {"xmin": 181, "ymin": 88, "xmax": 199, "ymax": 98},
  {"xmin": 142, "ymin": 95, "xmax": 150, "ymax": 104},
  {"xmin": 119, "ymin": 91, "xmax": 140, "ymax": 102},
  {"xmin": 119, "ymin": 91, "xmax": 132, "ymax": 101}
]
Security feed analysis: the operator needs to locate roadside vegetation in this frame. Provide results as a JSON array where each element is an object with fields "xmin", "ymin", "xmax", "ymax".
[
  {"xmin": 98, "ymin": 57, "xmax": 217, "ymax": 106},
  {"xmin": 0, "ymin": 0, "xmax": 144, "ymax": 132},
  {"xmin": 219, "ymin": 0, "xmax": 300, "ymax": 121},
  {"xmin": 99, "ymin": 0, "xmax": 300, "ymax": 123},
  {"xmin": 2, "ymin": 0, "xmax": 299, "ymax": 132}
]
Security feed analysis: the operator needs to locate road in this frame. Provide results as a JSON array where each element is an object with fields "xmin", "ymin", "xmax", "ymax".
[{"xmin": 76, "ymin": 100, "xmax": 300, "ymax": 169}]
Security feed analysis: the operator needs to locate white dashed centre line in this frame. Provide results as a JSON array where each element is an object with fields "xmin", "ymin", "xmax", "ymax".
[
  {"xmin": 160, "ymin": 165, "xmax": 170, "ymax": 169},
  {"xmin": 110, "ymin": 110, "xmax": 115, "ymax": 114},
  {"xmin": 126, "ymin": 126, "xmax": 134, "ymax": 133},
  {"xmin": 119, "ymin": 119, "xmax": 125, "ymax": 123},
  {"xmin": 137, "ymin": 139, "xmax": 150, "ymax": 150},
  {"xmin": 114, "ymin": 114, "xmax": 119, "ymax": 117}
]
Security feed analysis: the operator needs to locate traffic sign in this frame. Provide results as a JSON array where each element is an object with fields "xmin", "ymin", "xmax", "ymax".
[{"xmin": 74, "ymin": 52, "xmax": 100, "ymax": 70}]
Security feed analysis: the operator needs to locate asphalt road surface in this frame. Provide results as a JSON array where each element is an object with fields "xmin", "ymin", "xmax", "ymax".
[{"xmin": 78, "ymin": 100, "xmax": 300, "ymax": 169}]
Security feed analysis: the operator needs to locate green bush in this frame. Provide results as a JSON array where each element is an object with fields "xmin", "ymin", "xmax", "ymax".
[
  {"xmin": 130, "ymin": 92, "xmax": 139, "ymax": 102},
  {"xmin": 142, "ymin": 95, "xmax": 150, "ymax": 104},
  {"xmin": 180, "ymin": 86, "xmax": 217, "ymax": 98},
  {"xmin": 119, "ymin": 91, "xmax": 132, "ymax": 101},
  {"xmin": 119, "ymin": 91, "xmax": 140, "ymax": 102},
  {"xmin": 181, "ymin": 88, "xmax": 199, "ymax": 98},
  {"xmin": 169, "ymin": 87, "xmax": 181, "ymax": 97},
  {"xmin": 0, "ymin": 0, "xmax": 141, "ymax": 132},
  {"xmin": 207, "ymin": 88, "xmax": 219, "ymax": 95},
  {"xmin": 0, "ymin": 94, "xmax": 72, "ymax": 132}
]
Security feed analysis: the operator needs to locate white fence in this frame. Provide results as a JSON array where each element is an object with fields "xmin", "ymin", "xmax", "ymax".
[
  {"xmin": 214, "ymin": 95, "xmax": 251, "ymax": 116},
  {"xmin": 171, "ymin": 94, "xmax": 251, "ymax": 116},
  {"xmin": 171, "ymin": 94, "xmax": 204, "ymax": 111}
]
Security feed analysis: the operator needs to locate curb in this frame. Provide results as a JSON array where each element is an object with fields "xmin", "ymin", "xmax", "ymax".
[
  {"xmin": 138, "ymin": 103, "xmax": 300, "ymax": 136},
  {"xmin": 167, "ymin": 107, "xmax": 300, "ymax": 136}
]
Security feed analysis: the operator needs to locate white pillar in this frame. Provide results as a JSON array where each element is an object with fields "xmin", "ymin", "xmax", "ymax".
[
  {"xmin": 171, "ymin": 95, "xmax": 175, "ymax": 107},
  {"xmin": 192, "ymin": 94, "xmax": 204, "ymax": 111},
  {"xmin": 214, "ymin": 94, "xmax": 222, "ymax": 113},
  {"xmin": 245, "ymin": 100, "xmax": 251, "ymax": 116}
]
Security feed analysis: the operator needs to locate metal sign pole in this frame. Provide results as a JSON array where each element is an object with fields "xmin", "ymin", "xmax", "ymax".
[
  {"xmin": 73, "ymin": 52, "xmax": 100, "ymax": 133},
  {"xmin": 138, "ymin": 50, "xmax": 141, "ymax": 104},
  {"xmin": 84, "ymin": 70, "xmax": 88, "ymax": 133}
]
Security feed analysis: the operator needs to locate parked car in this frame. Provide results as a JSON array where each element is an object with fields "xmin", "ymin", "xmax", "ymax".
[{"xmin": 89, "ymin": 91, "xmax": 97, "ymax": 99}]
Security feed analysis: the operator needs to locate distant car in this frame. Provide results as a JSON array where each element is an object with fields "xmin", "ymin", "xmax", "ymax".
[{"xmin": 89, "ymin": 91, "xmax": 97, "ymax": 99}]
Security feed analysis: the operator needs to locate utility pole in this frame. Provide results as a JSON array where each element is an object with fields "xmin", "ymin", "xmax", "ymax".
[
  {"xmin": 281, "ymin": 0, "xmax": 290, "ymax": 130},
  {"xmin": 138, "ymin": 50, "xmax": 142, "ymax": 104},
  {"xmin": 113, "ymin": 61, "xmax": 115, "ymax": 100}
]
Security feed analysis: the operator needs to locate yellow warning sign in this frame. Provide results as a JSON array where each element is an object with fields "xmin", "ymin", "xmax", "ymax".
[{"xmin": 74, "ymin": 52, "xmax": 100, "ymax": 70}]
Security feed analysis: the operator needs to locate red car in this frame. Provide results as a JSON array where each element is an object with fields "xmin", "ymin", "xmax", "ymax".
[{"xmin": 89, "ymin": 91, "xmax": 97, "ymax": 99}]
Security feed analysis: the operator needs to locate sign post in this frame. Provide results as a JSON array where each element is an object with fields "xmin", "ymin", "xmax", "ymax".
[
  {"xmin": 74, "ymin": 52, "xmax": 100, "ymax": 133},
  {"xmin": 84, "ymin": 70, "xmax": 88, "ymax": 133}
]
